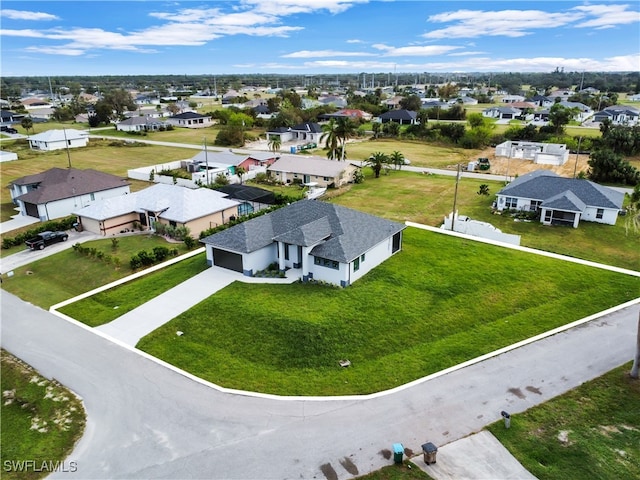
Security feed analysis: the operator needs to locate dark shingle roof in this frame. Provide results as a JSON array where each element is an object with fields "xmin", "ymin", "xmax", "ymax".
[
  {"xmin": 202, "ymin": 200, "xmax": 406, "ymax": 263},
  {"xmin": 498, "ymin": 171, "xmax": 623, "ymax": 209},
  {"xmin": 169, "ymin": 112, "xmax": 208, "ymax": 120},
  {"xmin": 379, "ymin": 109, "xmax": 417, "ymax": 121},
  {"xmin": 291, "ymin": 122, "xmax": 322, "ymax": 133},
  {"xmin": 215, "ymin": 184, "xmax": 275, "ymax": 204},
  {"xmin": 12, "ymin": 168, "xmax": 129, "ymax": 204}
]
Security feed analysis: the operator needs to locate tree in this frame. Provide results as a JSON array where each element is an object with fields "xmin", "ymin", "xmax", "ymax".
[
  {"xmin": 588, "ymin": 149, "xmax": 640, "ymax": 185},
  {"xmin": 20, "ymin": 117, "xmax": 33, "ymax": 134},
  {"xmin": 548, "ymin": 103, "xmax": 575, "ymax": 135},
  {"xmin": 372, "ymin": 122, "xmax": 381, "ymax": 139},
  {"xmin": 367, "ymin": 152, "xmax": 389, "ymax": 178},
  {"xmin": 399, "ymin": 95, "xmax": 422, "ymax": 112},
  {"xmin": 477, "ymin": 184, "xmax": 490, "ymax": 196},
  {"xmin": 336, "ymin": 117, "xmax": 357, "ymax": 161},
  {"xmin": 235, "ymin": 166, "xmax": 246, "ymax": 184},
  {"xmin": 389, "ymin": 151, "xmax": 405, "ymax": 170},
  {"xmin": 320, "ymin": 119, "xmax": 340, "ymax": 160},
  {"xmin": 268, "ymin": 136, "xmax": 281, "ymax": 154}
]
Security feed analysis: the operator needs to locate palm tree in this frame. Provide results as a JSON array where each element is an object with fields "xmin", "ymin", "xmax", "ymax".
[
  {"xmin": 366, "ymin": 152, "xmax": 389, "ymax": 178},
  {"xmin": 320, "ymin": 119, "xmax": 339, "ymax": 160},
  {"xmin": 389, "ymin": 151, "xmax": 405, "ymax": 170},
  {"xmin": 268, "ymin": 136, "xmax": 281, "ymax": 154},
  {"xmin": 336, "ymin": 117, "xmax": 357, "ymax": 161},
  {"xmin": 21, "ymin": 117, "xmax": 33, "ymax": 134},
  {"xmin": 235, "ymin": 166, "xmax": 246, "ymax": 185}
]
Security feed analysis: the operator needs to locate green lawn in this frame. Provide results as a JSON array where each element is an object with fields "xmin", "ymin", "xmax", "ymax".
[
  {"xmin": 0, "ymin": 235, "xmax": 191, "ymax": 309},
  {"xmin": 1, "ymin": 349, "xmax": 86, "ymax": 480},
  {"xmin": 327, "ymin": 170, "xmax": 640, "ymax": 271},
  {"xmin": 58, "ymin": 253, "xmax": 208, "ymax": 326},
  {"xmin": 137, "ymin": 227, "xmax": 640, "ymax": 396},
  {"xmin": 489, "ymin": 363, "xmax": 640, "ymax": 480}
]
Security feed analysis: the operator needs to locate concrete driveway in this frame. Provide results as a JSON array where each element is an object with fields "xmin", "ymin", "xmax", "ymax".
[
  {"xmin": 2, "ymin": 288, "xmax": 638, "ymax": 479},
  {"xmin": 0, "ymin": 230, "xmax": 102, "ymax": 274}
]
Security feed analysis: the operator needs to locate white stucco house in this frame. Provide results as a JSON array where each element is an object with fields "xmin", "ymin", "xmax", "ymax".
[
  {"xmin": 201, "ymin": 199, "xmax": 406, "ymax": 287},
  {"xmin": 28, "ymin": 129, "xmax": 88, "ymax": 151},
  {"xmin": 495, "ymin": 170, "xmax": 624, "ymax": 228},
  {"xmin": 495, "ymin": 141, "xmax": 570, "ymax": 166},
  {"xmin": 166, "ymin": 112, "xmax": 212, "ymax": 128},
  {"xmin": 267, "ymin": 155, "xmax": 360, "ymax": 188},
  {"xmin": 9, "ymin": 168, "xmax": 130, "ymax": 221}
]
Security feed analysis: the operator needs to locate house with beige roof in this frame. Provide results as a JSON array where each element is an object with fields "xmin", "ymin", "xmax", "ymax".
[{"xmin": 267, "ymin": 155, "xmax": 360, "ymax": 188}]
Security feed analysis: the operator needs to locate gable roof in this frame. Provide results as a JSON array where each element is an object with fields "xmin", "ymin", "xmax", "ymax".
[
  {"xmin": 497, "ymin": 170, "xmax": 623, "ymax": 210},
  {"xmin": 290, "ymin": 122, "xmax": 322, "ymax": 133},
  {"xmin": 74, "ymin": 184, "xmax": 238, "ymax": 223},
  {"xmin": 13, "ymin": 168, "xmax": 129, "ymax": 204},
  {"xmin": 268, "ymin": 155, "xmax": 355, "ymax": 178},
  {"xmin": 202, "ymin": 199, "xmax": 406, "ymax": 263},
  {"xmin": 190, "ymin": 150, "xmax": 244, "ymax": 166}
]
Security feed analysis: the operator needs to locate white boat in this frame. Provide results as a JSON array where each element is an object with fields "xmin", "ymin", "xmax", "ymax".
[{"xmin": 304, "ymin": 182, "xmax": 327, "ymax": 199}]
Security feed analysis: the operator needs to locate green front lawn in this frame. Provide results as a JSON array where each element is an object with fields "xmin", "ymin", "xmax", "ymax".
[
  {"xmin": 137, "ymin": 227, "xmax": 640, "ymax": 396},
  {"xmin": 58, "ymin": 253, "xmax": 208, "ymax": 327},
  {"xmin": 1, "ymin": 349, "xmax": 86, "ymax": 480},
  {"xmin": 489, "ymin": 363, "xmax": 640, "ymax": 480},
  {"xmin": 1, "ymin": 235, "xmax": 191, "ymax": 309}
]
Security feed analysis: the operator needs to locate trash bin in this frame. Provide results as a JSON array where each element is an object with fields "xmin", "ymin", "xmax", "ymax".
[
  {"xmin": 392, "ymin": 443, "xmax": 404, "ymax": 464},
  {"xmin": 290, "ymin": 146, "xmax": 298, "ymax": 154},
  {"xmin": 422, "ymin": 442, "xmax": 438, "ymax": 464},
  {"xmin": 501, "ymin": 410, "xmax": 511, "ymax": 429}
]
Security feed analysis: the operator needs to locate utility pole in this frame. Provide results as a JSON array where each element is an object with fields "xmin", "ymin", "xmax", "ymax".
[
  {"xmin": 63, "ymin": 128, "xmax": 72, "ymax": 168},
  {"xmin": 451, "ymin": 163, "xmax": 461, "ymax": 231},
  {"xmin": 573, "ymin": 136, "xmax": 582, "ymax": 178},
  {"xmin": 203, "ymin": 137, "xmax": 210, "ymax": 186}
]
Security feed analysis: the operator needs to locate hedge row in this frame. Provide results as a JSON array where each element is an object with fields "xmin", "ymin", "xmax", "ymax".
[
  {"xmin": 2, "ymin": 216, "xmax": 77, "ymax": 249},
  {"xmin": 129, "ymin": 246, "xmax": 179, "ymax": 271}
]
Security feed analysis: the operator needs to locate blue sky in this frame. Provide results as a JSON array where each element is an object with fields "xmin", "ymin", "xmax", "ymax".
[{"xmin": 1, "ymin": 1, "xmax": 639, "ymax": 76}]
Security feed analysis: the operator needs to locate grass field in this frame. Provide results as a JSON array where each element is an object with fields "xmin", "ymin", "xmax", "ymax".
[
  {"xmin": 136, "ymin": 227, "xmax": 640, "ymax": 396},
  {"xmin": 0, "ymin": 234, "xmax": 191, "ymax": 309},
  {"xmin": 1, "ymin": 349, "xmax": 86, "ymax": 480},
  {"xmin": 489, "ymin": 363, "xmax": 640, "ymax": 480}
]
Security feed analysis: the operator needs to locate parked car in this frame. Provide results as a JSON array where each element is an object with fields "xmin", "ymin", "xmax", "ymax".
[
  {"xmin": 25, "ymin": 231, "xmax": 69, "ymax": 250},
  {"xmin": 1, "ymin": 126, "xmax": 18, "ymax": 134}
]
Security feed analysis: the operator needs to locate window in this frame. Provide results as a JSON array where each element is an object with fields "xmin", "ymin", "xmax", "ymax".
[
  {"xmin": 314, "ymin": 256, "xmax": 339, "ymax": 270},
  {"xmin": 596, "ymin": 208, "xmax": 604, "ymax": 219},
  {"xmin": 90, "ymin": 193, "xmax": 95, "ymax": 201},
  {"xmin": 530, "ymin": 200, "xmax": 541, "ymax": 211},
  {"xmin": 284, "ymin": 244, "xmax": 289, "ymax": 260},
  {"xmin": 544, "ymin": 210, "xmax": 552, "ymax": 222},
  {"xmin": 354, "ymin": 257, "xmax": 360, "ymax": 272},
  {"xmin": 361, "ymin": 254, "xmax": 365, "ymax": 262},
  {"xmin": 169, "ymin": 220, "xmax": 177, "ymax": 227},
  {"xmin": 505, "ymin": 197, "xmax": 518, "ymax": 209}
]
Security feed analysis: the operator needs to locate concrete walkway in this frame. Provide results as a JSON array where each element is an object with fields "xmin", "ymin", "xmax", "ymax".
[
  {"xmin": 416, "ymin": 431, "xmax": 537, "ymax": 480},
  {"xmin": 0, "ymin": 213, "xmax": 39, "ymax": 234},
  {"xmin": 96, "ymin": 266, "xmax": 301, "ymax": 346}
]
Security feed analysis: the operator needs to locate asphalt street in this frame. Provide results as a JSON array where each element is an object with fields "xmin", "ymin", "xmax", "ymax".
[{"xmin": 2, "ymin": 289, "xmax": 638, "ymax": 479}]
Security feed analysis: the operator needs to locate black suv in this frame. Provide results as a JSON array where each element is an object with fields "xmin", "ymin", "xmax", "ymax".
[{"xmin": 1, "ymin": 126, "xmax": 18, "ymax": 134}]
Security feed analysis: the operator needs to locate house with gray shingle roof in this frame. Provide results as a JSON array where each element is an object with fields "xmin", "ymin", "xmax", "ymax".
[
  {"xmin": 74, "ymin": 183, "xmax": 239, "ymax": 237},
  {"xmin": 495, "ymin": 170, "xmax": 624, "ymax": 227},
  {"xmin": 201, "ymin": 199, "xmax": 406, "ymax": 286},
  {"xmin": 28, "ymin": 129, "xmax": 88, "ymax": 151},
  {"xmin": 10, "ymin": 168, "xmax": 130, "ymax": 221}
]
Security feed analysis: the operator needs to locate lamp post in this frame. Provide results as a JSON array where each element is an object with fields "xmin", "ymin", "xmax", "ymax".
[
  {"xmin": 451, "ymin": 163, "xmax": 461, "ymax": 231},
  {"xmin": 573, "ymin": 136, "xmax": 582, "ymax": 179}
]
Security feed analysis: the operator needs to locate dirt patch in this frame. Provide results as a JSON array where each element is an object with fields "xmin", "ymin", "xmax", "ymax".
[
  {"xmin": 339, "ymin": 457, "xmax": 359, "ymax": 475},
  {"xmin": 404, "ymin": 447, "xmax": 414, "ymax": 457},
  {"xmin": 379, "ymin": 449, "xmax": 392, "ymax": 460},
  {"xmin": 320, "ymin": 462, "xmax": 338, "ymax": 480},
  {"xmin": 526, "ymin": 386, "xmax": 542, "ymax": 395},
  {"xmin": 557, "ymin": 430, "xmax": 573, "ymax": 446},
  {"xmin": 599, "ymin": 425, "xmax": 621, "ymax": 436},
  {"xmin": 508, "ymin": 387, "xmax": 526, "ymax": 399},
  {"xmin": 470, "ymin": 147, "xmax": 590, "ymax": 179}
]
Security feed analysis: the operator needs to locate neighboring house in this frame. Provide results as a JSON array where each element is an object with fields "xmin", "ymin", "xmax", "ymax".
[
  {"xmin": 319, "ymin": 109, "xmax": 372, "ymax": 121},
  {"xmin": 482, "ymin": 106, "xmax": 522, "ymax": 120},
  {"xmin": 21, "ymin": 97, "xmax": 52, "ymax": 109},
  {"xmin": 421, "ymin": 100, "xmax": 450, "ymax": 110},
  {"xmin": 495, "ymin": 141, "xmax": 570, "ymax": 166},
  {"xmin": 592, "ymin": 105, "xmax": 640, "ymax": 126},
  {"xmin": 558, "ymin": 101, "xmax": 593, "ymax": 122},
  {"xmin": 166, "ymin": 112, "xmax": 212, "ymax": 128},
  {"xmin": 318, "ymin": 95, "xmax": 348, "ymax": 108},
  {"xmin": 526, "ymin": 95, "xmax": 554, "ymax": 108},
  {"xmin": 449, "ymin": 96, "xmax": 478, "ymax": 106},
  {"xmin": 495, "ymin": 170, "xmax": 624, "ymax": 227},
  {"xmin": 10, "ymin": 167, "xmax": 130, "ymax": 221},
  {"xmin": 215, "ymin": 184, "xmax": 276, "ymax": 216},
  {"xmin": 27, "ymin": 108, "xmax": 56, "ymax": 121},
  {"xmin": 265, "ymin": 123, "xmax": 322, "ymax": 144},
  {"xmin": 267, "ymin": 155, "xmax": 359, "ymax": 188},
  {"xmin": 628, "ymin": 94, "xmax": 640, "ymax": 102},
  {"xmin": 74, "ymin": 183, "xmax": 239, "ymax": 237},
  {"xmin": 28, "ymin": 129, "xmax": 88, "ymax": 151},
  {"xmin": 1, "ymin": 110, "xmax": 25, "ymax": 125},
  {"xmin": 500, "ymin": 95, "xmax": 526, "ymax": 103},
  {"xmin": 116, "ymin": 116, "xmax": 166, "ymax": 132},
  {"xmin": 188, "ymin": 150, "xmax": 278, "ymax": 184},
  {"xmin": 383, "ymin": 96, "xmax": 403, "ymax": 109},
  {"xmin": 377, "ymin": 109, "xmax": 418, "ymax": 124},
  {"xmin": 201, "ymin": 199, "xmax": 406, "ymax": 287}
]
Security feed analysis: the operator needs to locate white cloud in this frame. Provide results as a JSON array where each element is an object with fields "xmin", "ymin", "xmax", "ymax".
[
  {"xmin": 245, "ymin": 0, "xmax": 368, "ymax": 16},
  {"xmin": 282, "ymin": 49, "xmax": 375, "ymax": 58},
  {"xmin": 0, "ymin": 9, "xmax": 59, "ymax": 21},
  {"xmin": 346, "ymin": 39, "xmax": 364, "ymax": 44},
  {"xmin": 372, "ymin": 43, "xmax": 460, "ymax": 56},
  {"xmin": 572, "ymin": 4, "xmax": 640, "ymax": 28},
  {"xmin": 424, "ymin": 9, "xmax": 577, "ymax": 39}
]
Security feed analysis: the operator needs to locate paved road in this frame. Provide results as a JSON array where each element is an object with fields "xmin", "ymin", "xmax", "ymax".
[{"xmin": 2, "ymin": 289, "xmax": 638, "ymax": 479}]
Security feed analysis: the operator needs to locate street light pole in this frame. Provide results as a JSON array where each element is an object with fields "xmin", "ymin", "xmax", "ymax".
[
  {"xmin": 573, "ymin": 136, "xmax": 582, "ymax": 179},
  {"xmin": 451, "ymin": 163, "xmax": 461, "ymax": 231}
]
